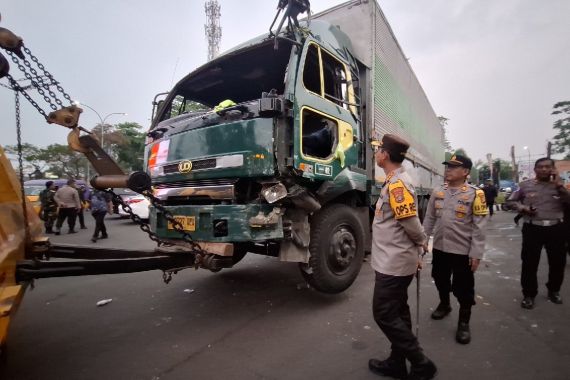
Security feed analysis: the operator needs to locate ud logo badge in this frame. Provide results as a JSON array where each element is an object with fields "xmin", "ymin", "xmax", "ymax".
[{"xmin": 178, "ymin": 160, "xmax": 193, "ymax": 173}]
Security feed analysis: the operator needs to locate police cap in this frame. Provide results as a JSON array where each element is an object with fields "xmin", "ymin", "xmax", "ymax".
[
  {"xmin": 373, "ymin": 134, "xmax": 410, "ymax": 157},
  {"xmin": 442, "ymin": 154, "xmax": 473, "ymax": 170}
]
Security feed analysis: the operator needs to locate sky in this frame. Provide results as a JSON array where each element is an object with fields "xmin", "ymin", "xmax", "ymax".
[{"xmin": 1, "ymin": 0, "xmax": 569, "ymax": 165}]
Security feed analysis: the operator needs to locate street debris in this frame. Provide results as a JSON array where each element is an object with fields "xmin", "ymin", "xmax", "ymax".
[
  {"xmin": 183, "ymin": 288, "xmax": 195, "ymax": 294},
  {"xmin": 96, "ymin": 299, "xmax": 113, "ymax": 307}
]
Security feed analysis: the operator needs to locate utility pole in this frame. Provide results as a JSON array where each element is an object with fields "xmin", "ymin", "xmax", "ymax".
[
  {"xmin": 204, "ymin": 0, "xmax": 222, "ymax": 61},
  {"xmin": 510, "ymin": 145, "xmax": 518, "ymax": 182}
]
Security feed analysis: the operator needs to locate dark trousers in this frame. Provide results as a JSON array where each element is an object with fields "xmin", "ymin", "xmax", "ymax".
[
  {"xmin": 55, "ymin": 208, "xmax": 77, "ymax": 232},
  {"xmin": 487, "ymin": 202, "xmax": 494, "ymax": 216},
  {"xmin": 373, "ymin": 272, "xmax": 422, "ymax": 361},
  {"xmin": 77, "ymin": 208, "xmax": 86, "ymax": 228},
  {"xmin": 521, "ymin": 223, "xmax": 566, "ymax": 297},
  {"xmin": 92, "ymin": 211, "xmax": 107, "ymax": 238},
  {"xmin": 431, "ymin": 249, "xmax": 475, "ymax": 307}
]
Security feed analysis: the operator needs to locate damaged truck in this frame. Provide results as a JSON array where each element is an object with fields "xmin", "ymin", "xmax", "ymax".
[{"xmin": 145, "ymin": 0, "xmax": 444, "ymax": 293}]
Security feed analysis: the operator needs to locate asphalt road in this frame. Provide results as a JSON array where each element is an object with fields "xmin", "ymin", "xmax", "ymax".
[{"xmin": 1, "ymin": 211, "xmax": 570, "ymax": 380}]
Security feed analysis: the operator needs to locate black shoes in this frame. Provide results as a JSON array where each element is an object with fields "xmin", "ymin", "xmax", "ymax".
[
  {"xmin": 68, "ymin": 229, "xmax": 77, "ymax": 234},
  {"xmin": 548, "ymin": 292, "xmax": 563, "ymax": 304},
  {"xmin": 368, "ymin": 357, "xmax": 407, "ymax": 379},
  {"xmin": 431, "ymin": 303, "xmax": 452, "ymax": 320},
  {"xmin": 80, "ymin": 226, "xmax": 87, "ymax": 230},
  {"xmin": 408, "ymin": 359, "xmax": 437, "ymax": 380},
  {"xmin": 100, "ymin": 234, "xmax": 109, "ymax": 239},
  {"xmin": 521, "ymin": 293, "xmax": 563, "ymax": 308},
  {"xmin": 521, "ymin": 297, "xmax": 534, "ymax": 309},
  {"xmin": 91, "ymin": 237, "xmax": 97, "ymax": 243},
  {"xmin": 54, "ymin": 231, "xmax": 61, "ymax": 235},
  {"xmin": 456, "ymin": 321, "xmax": 471, "ymax": 344}
]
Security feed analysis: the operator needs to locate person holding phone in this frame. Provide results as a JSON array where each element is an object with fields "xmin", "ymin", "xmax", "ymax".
[{"xmin": 507, "ymin": 158, "xmax": 570, "ymax": 309}]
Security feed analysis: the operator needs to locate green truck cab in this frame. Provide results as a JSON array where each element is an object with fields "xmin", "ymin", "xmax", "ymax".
[{"xmin": 146, "ymin": 1, "xmax": 444, "ymax": 293}]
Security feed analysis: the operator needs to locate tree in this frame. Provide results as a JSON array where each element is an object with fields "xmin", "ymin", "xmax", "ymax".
[
  {"xmin": 438, "ymin": 116, "xmax": 453, "ymax": 152},
  {"xmin": 477, "ymin": 159, "xmax": 513, "ymax": 184},
  {"xmin": 111, "ymin": 122, "xmax": 146, "ymax": 172},
  {"xmin": 35, "ymin": 144, "xmax": 88, "ymax": 178},
  {"xmin": 5, "ymin": 143, "xmax": 48, "ymax": 175},
  {"xmin": 552, "ymin": 101, "xmax": 570, "ymax": 158}
]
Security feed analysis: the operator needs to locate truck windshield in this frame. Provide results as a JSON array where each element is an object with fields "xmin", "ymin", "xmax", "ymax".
[{"xmin": 159, "ymin": 39, "xmax": 293, "ymax": 122}]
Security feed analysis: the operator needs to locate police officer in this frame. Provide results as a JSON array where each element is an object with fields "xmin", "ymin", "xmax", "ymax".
[
  {"xmin": 508, "ymin": 158, "xmax": 570, "ymax": 309},
  {"xmin": 423, "ymin": 154, "xmax": 487, "ymax": 345},
  {"xmin": 39, "ymin": 180, "xmax": 58, "ymax": 234},
  {"xmin": 482, "ymin": 179, "xmax": 498, "ymax": 218},
  {"xmin": 76, "ymin": 184, "xmax": 88, "ymax": 229},
  {"xmin": 369, "ymin": 134, "xmax": 437, "ymax": 380}
]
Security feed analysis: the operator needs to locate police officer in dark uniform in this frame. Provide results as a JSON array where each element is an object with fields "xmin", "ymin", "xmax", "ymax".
[
  {"xmin": 423, "ymin": 154, "xmax": 487, "ymax": 344},
  {"xmin": 369, "ymin": 134, "xmax": 437, "ymax": 380},
  {"xmin": 508, "ymin": 158, "xmax": 570, "ymax": 309}
]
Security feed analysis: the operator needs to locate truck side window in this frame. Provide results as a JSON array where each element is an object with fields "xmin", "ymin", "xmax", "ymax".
[
  {"xmin": 302, "ymin": 109, "xmax": 338, "ymax": 159},
  {"xmin": 303, "ymin": 44, "xmax": 321, "ymax": 95},
  {"xmin": 321, "ymin": 49, "xmax": 348, "ymax": 109}
]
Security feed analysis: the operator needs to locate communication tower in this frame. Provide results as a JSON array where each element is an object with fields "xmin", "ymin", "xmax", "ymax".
[{"xmin": 204, "ymin": 0, "xmax": 222, "ymax": 61}]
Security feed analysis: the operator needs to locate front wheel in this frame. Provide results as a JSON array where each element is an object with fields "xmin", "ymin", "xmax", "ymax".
[{"xmin": 299, "ymin": 204, "xmax": 365, "ymax": 293}]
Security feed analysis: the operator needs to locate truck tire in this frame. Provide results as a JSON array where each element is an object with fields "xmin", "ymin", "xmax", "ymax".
[{"xmin": 300, "ymin": 204, "xmax": 365, "ymax": 293}]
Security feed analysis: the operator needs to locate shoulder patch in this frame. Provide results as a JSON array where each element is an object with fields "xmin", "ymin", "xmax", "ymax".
[
  {"xmin": 473, "ymin": 189, "xmax": 488, "ymax": 216},
  {"xmin": 388, "ymin": 180, "xmax": 418, "ymax": 219}
]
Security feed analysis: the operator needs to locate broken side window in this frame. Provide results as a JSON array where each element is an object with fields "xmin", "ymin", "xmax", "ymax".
[
  {"xmin": 303, "ymin": 44, "xmax": 321, "ymax": 95},
  {"xmin": 321, "ymin": 49, "xmax": 348, "ymax": 110},
  {"xmin": 301, "ymin": 108, "xmax": 338, "ymax": 159}
]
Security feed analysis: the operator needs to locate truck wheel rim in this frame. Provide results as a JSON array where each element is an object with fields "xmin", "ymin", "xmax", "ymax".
[{"xmin": 328, "ymin": 225, "xmax": 356, "ymax": 273}]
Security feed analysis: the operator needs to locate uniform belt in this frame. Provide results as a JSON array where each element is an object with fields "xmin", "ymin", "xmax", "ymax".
[{"xmin": 526, "ymin": 219, "xmax": 562, "ymax": 227}]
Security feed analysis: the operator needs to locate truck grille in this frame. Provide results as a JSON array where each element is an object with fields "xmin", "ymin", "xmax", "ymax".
[
  {"xmin": 162, "ymin": 158, "xmax": 217, "ymax": 174},
  {"xmin": 153, "ymin": 178, "xmax": 238, "ymax": 189}
]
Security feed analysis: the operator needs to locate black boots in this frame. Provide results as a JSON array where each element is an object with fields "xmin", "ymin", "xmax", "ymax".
[
  {"xmin": 406, "ymin": 352, "xmax": 437, "ymax": 380},
  {"xmin": 548, "ymin": 291, "xmax": 563, "ymax": 304},
  {"xmin": 431, "ymin": 302, "xmax": 452, "ymax": 320},
  {"xmin": 369, "ymin": 352, "xmax": 437, "ymax": 380},
  {"xmin": 456, "ymin": 307, "xmax": 471, "ymax": 344},
  {"xmin": 368, "ymin": 354, "xmax": 407, "ymax": 379},
  {"xmin": 521, "ymin": 297, "xmax": 535, "ymax": 309}
]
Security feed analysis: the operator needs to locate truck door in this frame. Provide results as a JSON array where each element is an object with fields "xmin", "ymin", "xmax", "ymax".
[{"xmin": 294, "ymin": 42, "xmax": 361, "ymax": 179}]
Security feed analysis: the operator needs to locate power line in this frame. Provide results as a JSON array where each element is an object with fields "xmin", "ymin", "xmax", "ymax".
[{"xmin": 204, "ymin": 0, "xmax": 222, "ymax": 61}]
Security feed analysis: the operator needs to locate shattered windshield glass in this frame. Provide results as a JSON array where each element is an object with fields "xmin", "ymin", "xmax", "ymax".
[{"xmin": 160, "ymin": 39, "xmax": 293, "ymax": 122}]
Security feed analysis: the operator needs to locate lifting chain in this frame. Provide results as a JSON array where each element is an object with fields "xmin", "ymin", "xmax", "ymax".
[
  {"xmin": 4, "ymin": 45, "xmax": 72, "ymax": 119},
  {"xmin": 103, "ymin": 189, "xmax": 207, "ymax": 274},
  {"xmin": 5, "ymin": 73, "xmax": 49, "ymax": 119},
  {"xmin": 14, "ymin": 89, "xmax": 31, "ymax": 248}
]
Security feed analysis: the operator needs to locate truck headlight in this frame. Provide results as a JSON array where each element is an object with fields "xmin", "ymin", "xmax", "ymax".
[
  {"xmin": 262, "ymin": 183, "xmax": 287, "ymax": 204},
  {"xmin": 149, "ymin": 165, "xmax": 164, "ymax": 177}
]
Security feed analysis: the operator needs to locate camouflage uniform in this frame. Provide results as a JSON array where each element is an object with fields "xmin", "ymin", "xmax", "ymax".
[{"xmin": 40, "ymin": 188, "xmax": 58, "ymax": 233}]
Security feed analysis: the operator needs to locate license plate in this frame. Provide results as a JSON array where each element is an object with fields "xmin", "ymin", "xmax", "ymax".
[{"xmin": 167, "ymin": 216, "xmax": 196, "ymax": 231}]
